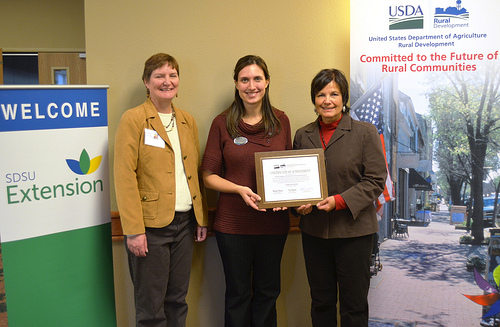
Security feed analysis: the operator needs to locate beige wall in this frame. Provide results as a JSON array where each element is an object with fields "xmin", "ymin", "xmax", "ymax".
[
  {"xmin": 0, "ymin": 0, "xmax": 85, "ymax": 52},
  {"xmin": 85, "ymin": 0, "xmax": 350, "ymax": 209},
  {"xmin": 3, "ymin": 1, "xmax": 350, "ymax": 326},
  {"xmin": 84, "ymin": 1, "xmax": 349, "ymax": 326}
]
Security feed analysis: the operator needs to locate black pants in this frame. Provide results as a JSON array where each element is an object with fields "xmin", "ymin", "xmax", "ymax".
[
  {"xmin": 126, "ymin": 211, "xmax": 195, "ymax": 327},
  {"xmin": 302, "ymin": 232, "xmax": 373, "ymax": 327},
  {"xmin": 215, "ymin": 232, "xmax": 288, "ymax": 327}
]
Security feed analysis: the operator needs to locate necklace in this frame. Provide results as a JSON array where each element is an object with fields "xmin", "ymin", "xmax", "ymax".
[
  {"xmin": 319, "ymin": 125, "xmax": 327, "ymax": 149},
  {"xmin": 163, "ymin": 104, "xmax": 176, "ymax": 132}
]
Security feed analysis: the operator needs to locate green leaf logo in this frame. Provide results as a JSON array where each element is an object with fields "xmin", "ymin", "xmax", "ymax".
[{"xmin": 66, "ymin": 149, "xmax": 102, "ymax": 175}]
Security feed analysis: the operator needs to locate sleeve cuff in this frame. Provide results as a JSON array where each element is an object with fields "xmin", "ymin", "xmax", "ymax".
[{"xmin": 334, "ymin": 194, "xmax": 347, "ymax": 210}]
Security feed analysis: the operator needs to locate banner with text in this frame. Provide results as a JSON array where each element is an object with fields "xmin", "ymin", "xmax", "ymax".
[
  {"xmin": 351, "ymin": 0, "xmax": 498, "ymax": 78},
  {"xmin": 350, "ymin": 0, "xmax": 499, "ymax": 217},
  {"xmin": 0, "ymin": 86, "xmax": 116, "ymax": 326}
]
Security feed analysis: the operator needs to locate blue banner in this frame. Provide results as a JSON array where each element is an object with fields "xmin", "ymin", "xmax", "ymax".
[{"xmin": 0, "ymin": 87, "xmax": 108, "ymax": 132}]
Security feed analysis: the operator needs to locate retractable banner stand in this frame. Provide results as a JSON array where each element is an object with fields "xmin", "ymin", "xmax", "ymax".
[
  {"xmin": 351, "ymin": 1, "xmax": 499, "ymax": 324},
  {"xmin": 0, "ymin": 86, "xmax": 116, "ymax": 326}
]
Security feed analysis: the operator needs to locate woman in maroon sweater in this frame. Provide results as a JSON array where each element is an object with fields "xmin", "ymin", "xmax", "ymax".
[{"xmin": 201, "ymin": 55, "xmax": 291, "ymax": 327}]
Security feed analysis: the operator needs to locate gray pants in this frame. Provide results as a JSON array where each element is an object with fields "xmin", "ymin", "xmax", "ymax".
[{"xmin": 126, "ymin": 210, "xmax": 195, "ymax": 327}]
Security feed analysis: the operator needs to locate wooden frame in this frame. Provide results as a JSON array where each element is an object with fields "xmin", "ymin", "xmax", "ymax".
[{"xmin": 255, "ymin": 149, "xmax": 328, "ymax": 209}]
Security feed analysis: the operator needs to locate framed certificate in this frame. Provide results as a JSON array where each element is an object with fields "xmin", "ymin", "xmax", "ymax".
[{"xmin": 255, "ymin": 149, "xmax": 328, "ymax": 209}]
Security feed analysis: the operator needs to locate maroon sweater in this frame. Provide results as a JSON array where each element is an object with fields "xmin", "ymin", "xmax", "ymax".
[{"xmin": 201, "ymin": 108, "xmax": 292, "ymax": 235}]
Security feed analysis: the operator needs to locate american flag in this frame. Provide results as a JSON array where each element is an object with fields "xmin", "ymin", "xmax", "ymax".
[
  {"xmin": 355, "ymin": 86, "xmax": 384, "ymax": 134},
  {"xmin": 352, "ymin": 82, "xmax": 395, "ymax": 220}
]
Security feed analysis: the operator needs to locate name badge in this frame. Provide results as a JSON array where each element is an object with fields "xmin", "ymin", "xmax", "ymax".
[
  {"xmin": 234, "ymin": 136, "xmax": 248, "ymax": 145},
  {"xmin": 144, "ymin": 128, "xmax": 165, "ymax": 148}
]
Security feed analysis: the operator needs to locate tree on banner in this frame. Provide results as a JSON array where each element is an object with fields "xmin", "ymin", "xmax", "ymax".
[{"xmin": 351, "ymin": 82, "xmax": 395, "ymax": 220}]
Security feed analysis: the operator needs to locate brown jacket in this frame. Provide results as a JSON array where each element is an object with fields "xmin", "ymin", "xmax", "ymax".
[
  {"xmin": 114, "ymin": 99, "xmax": 208, "ymax": 235},
  {"xmin": 293, "ymin": 115, "xmax": 387, "ymax": 239}
]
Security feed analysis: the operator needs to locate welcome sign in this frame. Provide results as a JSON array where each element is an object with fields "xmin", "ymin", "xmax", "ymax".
[{"xmin": 0, "ymin": 86, "xmax": 116, "ymax": 326}]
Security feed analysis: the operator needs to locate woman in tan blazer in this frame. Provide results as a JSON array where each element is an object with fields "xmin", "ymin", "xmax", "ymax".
[
  {"xmin": 293, "ymin": 68, "xmax": 387, "ymax": 327},
  {"xmin": 114, "ymin": 53, "xmax": 208, "ymax": 327}
]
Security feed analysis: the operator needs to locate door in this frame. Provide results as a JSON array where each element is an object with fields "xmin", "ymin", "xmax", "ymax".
[{"xmin": 38, "ymin": 52, "xmax": 86, "ymax": 85}]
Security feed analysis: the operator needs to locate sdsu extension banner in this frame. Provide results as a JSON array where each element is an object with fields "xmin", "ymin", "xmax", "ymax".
[{"xmin": 0, "ymin": 86, "xmax": 116, "ymax": 326}]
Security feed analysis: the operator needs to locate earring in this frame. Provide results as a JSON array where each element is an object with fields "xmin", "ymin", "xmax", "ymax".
[
  {"xmin": 342, "ymin": 106, "xmax": 346, "ymax": 112},
  {"xmin": 176, "ymin": 93, "xmax": 179, "ymax": 98}
]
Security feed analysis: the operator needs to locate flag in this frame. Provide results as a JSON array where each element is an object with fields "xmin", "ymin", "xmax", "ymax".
[
  {"xmin": 375, "ymin": 134, "xmax": 395, "ymax": 219},
  {"xmin": 351, "ymin": 82, "xmax": 395, "ymax": 220}
]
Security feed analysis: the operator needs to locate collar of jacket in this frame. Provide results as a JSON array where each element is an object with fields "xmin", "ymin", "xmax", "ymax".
[
  {"xmin": 143, "ymin": 98, "xmax": 187, "ymax": 149},
  {"xmin": 304, "ymin": 114, "xmax": 352, "ymax": 149}
]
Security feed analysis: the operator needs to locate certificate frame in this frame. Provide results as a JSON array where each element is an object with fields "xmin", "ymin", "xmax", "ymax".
[{"xmin": 255, "ymin": 149, "xmax": 328, "ymax": 209}]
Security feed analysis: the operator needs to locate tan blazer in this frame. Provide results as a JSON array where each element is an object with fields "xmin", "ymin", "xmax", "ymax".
[
  {"xmin": 293, "ymin": 115, "xmax": 387, "ymax": 239},
  {"xmin": 114, "ymin": 99, "xmax": 208, "ymax": 235}
]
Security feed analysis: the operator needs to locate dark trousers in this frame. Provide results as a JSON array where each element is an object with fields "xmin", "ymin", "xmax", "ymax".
[
  {"xmin": 215, "ymin": 232, "xmax": 288, "ymax": 327},
  {"xmin": 302, "ymin": 232, "xmax": 373, "ymax": 327},
  {"xmin": 126, "ymin": 211, "xmax": 195, "ymax": 327}
]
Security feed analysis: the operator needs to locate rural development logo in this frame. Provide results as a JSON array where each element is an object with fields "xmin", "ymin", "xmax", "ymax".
[
  {"xmin": 389, "ymin": 5, "xmax": 424, "ymax": 30},
  {"xmin": 66, "ymin": 149, "xmax": 102, "ymax": 175},
  {"xmin": 434, "ymin": 0, "xmax": 469, "ymax": 28}
]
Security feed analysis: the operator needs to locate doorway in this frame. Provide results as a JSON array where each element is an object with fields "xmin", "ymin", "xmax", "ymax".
[
  {"xmin": 2, "ymin": 52, "xmax": 39, "ymax": 84},
  {"xmin": 38, "ymin": 52, "xmax": 86, "ymax": 85},
  {"xmin": 1, "ymin": 52, "xmax": 86, "ymax": 85}
]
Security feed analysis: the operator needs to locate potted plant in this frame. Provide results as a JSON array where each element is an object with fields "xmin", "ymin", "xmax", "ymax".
[{"xmin": 466, "ymin": 255, "xmax": 486, "ymax": 272}]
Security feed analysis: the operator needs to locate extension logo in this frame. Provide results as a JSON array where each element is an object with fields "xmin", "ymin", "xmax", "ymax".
[
  {"xmin": 434, "ymin": 0, "xmax": 469, "ymax": 26},
  {"xmin": 6, "ymin": 149, "xmax": 105, "ymax": 205},
  {"xmin": 66, "ymin": 149, "xmax": 102, "ymax": 175},
  {"xmin": 389, "ymin": 5, "xmax": 424, "ymax": 30}
]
